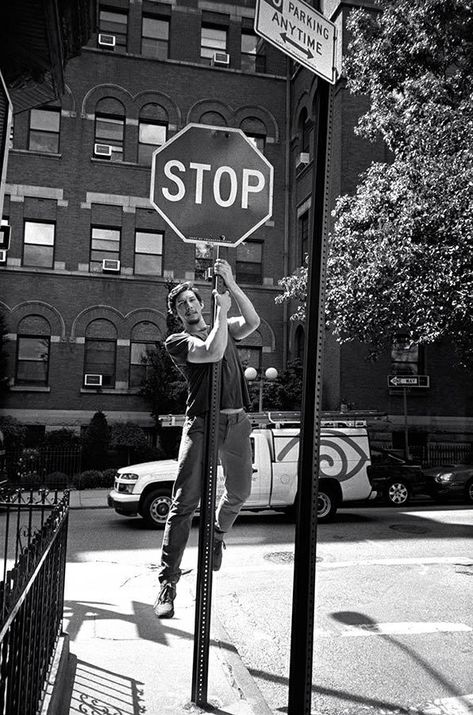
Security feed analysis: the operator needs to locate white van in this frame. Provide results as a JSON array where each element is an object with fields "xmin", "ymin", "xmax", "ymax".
[{"xmin": 108, "ymin": 422, "xmax": 376, "ymax": 527}]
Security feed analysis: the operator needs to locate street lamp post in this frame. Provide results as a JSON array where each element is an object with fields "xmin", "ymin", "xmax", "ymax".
[{"xmin": 244, "ymin": 366, "xmax": 278, "ymax": 412}]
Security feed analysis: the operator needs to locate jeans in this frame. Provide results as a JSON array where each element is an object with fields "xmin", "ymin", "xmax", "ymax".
[{"xmin": 159, "ymin": 411, "xmax": 252, "ymax": 584}]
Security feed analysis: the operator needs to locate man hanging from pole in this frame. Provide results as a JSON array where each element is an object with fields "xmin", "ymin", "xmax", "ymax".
[{"xmin": 154, "ymin": 257, "xmax": 260, "ymax": 619}]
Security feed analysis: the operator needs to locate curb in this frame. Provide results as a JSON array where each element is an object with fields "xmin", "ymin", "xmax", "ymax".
[
  {"xmin": 213, "ymin": 615, "xmax": 274, "ymax": 715},
  {"xmin": 40, "ymin": 633, "xmax": 73, "ymax": 715}
]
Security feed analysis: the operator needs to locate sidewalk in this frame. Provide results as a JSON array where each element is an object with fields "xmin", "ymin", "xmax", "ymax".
[{"xmin": 61, "ymin": 490, "xmax": 273, "ymax": 715}]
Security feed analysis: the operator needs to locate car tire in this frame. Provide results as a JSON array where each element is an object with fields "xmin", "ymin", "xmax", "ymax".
[
  {"xmin": 141, "ymin": 488, "xmax": 173, "ymax": 529},
  {"xmin": 317, "ymin": 486, "xmax": 338, "ymax": 522},
  {"xmin": 465, "ymin": 478, "xmax": 473, "ymax": 505},
  {"xmin": 386, "ymin": 480, "xmax": 410, "ymax": 507}
]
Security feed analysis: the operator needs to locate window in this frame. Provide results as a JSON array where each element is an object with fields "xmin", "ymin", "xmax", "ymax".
[
  {"xmin": 236, "ymin": 241, "xmax": 262, "ymax": 284},
  {"xmin": 95, "ymin": 113, "xmax": 124, "ymax": 161},
  {"xmin": 84, "ymin": 319, "xmax": 117, "ymax": 387},
  {"xmin": 298, "ymin": 211, "xmax": 309, "ymax": 264},
  {"xmin": 299, "ymin": 108, "xmax": 311, "ymax": 155},
  {"xmin": 16, "ymin": 336, "xmax": 50, "ymax": 386},
  {"xmin": 391, "ymin": 336, "xmax": 423, "ymax": 375},
  {"xmin": 90, "ymin": 226, "xmax": 120, "ymax": 272},
  {"xmin": 129, "ymin": 322, "xmax": 160, "ymax": 387},
  {"xmin": 201, "ymin": 25, "xmax": 227, "ymax": 64},
  {"xmin": 138, "ymin": 121, "xmax": 167, "ymax": 164},
  {"xmin": 23, "ymin": 221, "xmax": 55, "ymax": 268},
  {"xmin": 142, "ymin": 16, "xmax": 169, "ymax": 59},
  {"xmin": 135, "ymin": 230, "xmax": 163, "ymax": 275},
  {"xmin": 241, "ymin": 31, "xmax": 265, "ymax": 73},
  {"xmin": 195, "ymin": 242, "xmax": 213, "ymax": 280},
  {"xmin": 240, "ymin": 117, "xmax": 266, "ymax": 154},
  {"xmin": 129, "ymin": 342, "xmax": 156, "ymax": 387},
  {"xmin": 28, "ymin": 107, "xmax": 60, "ymax": 153},
  {"xmin": 99, "ymin": 8, "xmax": 128, "ymax": 49}
]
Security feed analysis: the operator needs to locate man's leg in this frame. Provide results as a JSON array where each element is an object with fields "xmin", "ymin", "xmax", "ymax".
[
  {"xmin": 155, "ymin": 416, "xmax": 204, "ymax": 616},
  {"xmin": 214, "ymin": 413, "xmax": 252, "ymax": 569}
]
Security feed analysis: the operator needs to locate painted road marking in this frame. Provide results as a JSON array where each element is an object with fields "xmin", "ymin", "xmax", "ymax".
[
  {"xmin": 340, "ymin": 621, "xmax": 472, "ymax": 637},
  {"xmin": 319, "ymin": 556, "xmax": 473, "ymax": 569},
  {"xmin": 420, "ymin": 693, "xmax": 473, "ymax": 714}
]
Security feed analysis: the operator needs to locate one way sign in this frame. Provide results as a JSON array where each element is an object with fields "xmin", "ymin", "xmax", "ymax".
[
  {"xmin": 388, "ymin": 375, "xmax": 430, "ymax": 388},
  {"xmin": 255, "ymin": 0, "xmax": 336, "ymax": 83}
]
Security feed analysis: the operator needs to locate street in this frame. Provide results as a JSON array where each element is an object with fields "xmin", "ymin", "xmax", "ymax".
[{"xmin": 66, "ymin": 503, "xmax": 473, "ymax": 714}]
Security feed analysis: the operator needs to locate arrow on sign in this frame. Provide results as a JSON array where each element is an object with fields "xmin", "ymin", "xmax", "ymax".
[{"xmin": 280, "ymin": 32, "xmax": 314, "ymax": 59}]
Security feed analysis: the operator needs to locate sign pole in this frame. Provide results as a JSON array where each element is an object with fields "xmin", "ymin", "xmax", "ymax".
[
  {"xmin": 287, "ymin": 78, "xmax": 333, "ymax": 715},
  {"xmin": 191, "ymin": 246, "xmax": 222, "ymax": 706},
  {"xmin": 403, "ymin": 387, "xmax": 409, "ymax": 460}
]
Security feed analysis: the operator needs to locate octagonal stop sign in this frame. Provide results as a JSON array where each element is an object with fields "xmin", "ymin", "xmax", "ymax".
[{"xmin": 150, "ymin": 123, "xmax": 274, "ymax": 247}]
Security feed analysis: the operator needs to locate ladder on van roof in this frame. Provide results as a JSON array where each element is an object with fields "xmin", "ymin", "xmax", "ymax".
[{"xmin": 158, "ymin": 411, "xmax": 367, "ymax": 429}]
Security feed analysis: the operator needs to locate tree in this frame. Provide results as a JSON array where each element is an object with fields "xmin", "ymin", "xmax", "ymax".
[
  {"xmin": 0, "ymin": 416, "xmax": 27, "ymax": 451},
  {"xmin": 141, "ymin": 340, "xmax": 187, "ymax": 422},
  {"xmin": 277, "ymin": 0, "xmax": 473, "ymax": 365},
  {"xmin": 81, "ymin": 411, "xmax": 110, "ymax": 470},
  {"xmin": 110, "ymin": 422, "xmax": 148, "ymax": 465}
]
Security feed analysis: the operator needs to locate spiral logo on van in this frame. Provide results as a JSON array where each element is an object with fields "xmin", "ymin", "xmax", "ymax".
[{"xmin": 319, "ymin": 432, "xmax": 369, "ymax": 482}]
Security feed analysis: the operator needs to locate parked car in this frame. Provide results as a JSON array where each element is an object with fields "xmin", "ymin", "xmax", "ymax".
[
  {"xmin": 367, "ymin": 448, "xmax": 425, "ymax": 506},
  {"xmin": 422, "ymin": 464, "xmax": 473, "ymax": 504}
]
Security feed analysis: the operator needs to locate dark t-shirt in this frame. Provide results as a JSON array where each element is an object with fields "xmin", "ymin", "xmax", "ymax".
[{"xmin": 165, "ymin": 327, "xmax": 250, "ymax": 416}]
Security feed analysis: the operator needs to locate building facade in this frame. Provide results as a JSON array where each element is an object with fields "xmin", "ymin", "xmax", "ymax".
[{"xmin": 1, "ymin": 0, "xmax": 472, "ymax": 452}]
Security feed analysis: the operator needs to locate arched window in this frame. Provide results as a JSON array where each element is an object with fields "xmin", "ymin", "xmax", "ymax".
[
  {"xmin": 94, "ymin": 98, "xmax": 125, "ymax": 161},
  {"xmin": 138, "ymin": 104, "xmax": 168, "ymax": 165},
  {"xmin": 240, "ymin": 117, "xmax": 267, "ymax": 153},
  {"xmin": 298, "ymin": 108, "xmax": 311, "ymax": 155},
  {"xmin": 84, "ymin": 319, "xmax": 117, "ymax": 387},
  {"xmin": 199, "ymin": 111, "xmax": 227, "ymax": 126},
  {"xmin": 129, "ymin": 322, "xmax": 161, "ymax": 387},
  {"xmin": 16, "ymin": 315, "xmax": 51, "ymax": 386}
]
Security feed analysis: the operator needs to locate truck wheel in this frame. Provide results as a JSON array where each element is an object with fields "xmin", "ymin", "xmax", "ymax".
[
  {"xmin": 141, "ymin": 488, "xmax": 172, "ymax": 529},
  {"xmin": 386, "ymin": 480, "xmax": 410, "ymax": 506},
  {"xmin": 317, "ymin": 487, "xmax": 338, "ymax": 522}
]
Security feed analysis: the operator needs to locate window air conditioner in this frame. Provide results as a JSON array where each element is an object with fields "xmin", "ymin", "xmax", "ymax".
[
  {"xmin": 98, "ymin": 33, "xmax": 116, "ymax": 48},
  {"xmin": 94, "ymin": 143, "xmax": 112, "ymax": 158},
  {"xmin": 0, "ymin": 250, "xmax": 7, "ymax": 263},
  {"xmin": 84, "ymin": 374, "xmax": 103, "ymax": 387},
  {"xmin": 296, "ymin": 152, "xmax": 310, "ymax": 167},
  {"xmin": 211, "ymin": 51, "xmax": 230, "ymax": 66},
  {"xmin": 102, "ymin": 258, "xmax": 120, "ymax": 272}
]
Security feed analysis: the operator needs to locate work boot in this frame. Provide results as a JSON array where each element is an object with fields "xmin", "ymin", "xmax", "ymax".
[
  {"xmin": 153, "ymin": 582, "xmax": 176, "ymax": 618},
  {"xmin": 212, "ymin": 537, "xmax": 226, "ymax": 571}
]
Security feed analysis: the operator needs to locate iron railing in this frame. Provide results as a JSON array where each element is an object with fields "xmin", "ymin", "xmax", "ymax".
[{"xmin": 0, "ymin": 489, "xmax": 69, "ymax": 715}]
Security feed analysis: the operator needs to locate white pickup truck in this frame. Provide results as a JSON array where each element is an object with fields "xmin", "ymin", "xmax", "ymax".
[{"xmin": 108, "ymin": 424, "xmax": 377, "ymax": 527}]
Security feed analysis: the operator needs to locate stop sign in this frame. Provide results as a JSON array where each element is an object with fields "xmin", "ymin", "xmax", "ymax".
[{"xmin": 150, "ymin": 123, "xmax": 273, "ymax": 247}]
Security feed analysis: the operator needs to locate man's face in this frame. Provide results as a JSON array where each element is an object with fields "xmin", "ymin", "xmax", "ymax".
[{"xmin": 175, "ymin": 289, "xmax": 203, "ymax": 326}]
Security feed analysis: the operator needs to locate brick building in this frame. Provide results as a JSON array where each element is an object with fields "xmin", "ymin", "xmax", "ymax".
[{"xmin": 1, "ymin": 0, "xmax": 472, "ymax": 453}]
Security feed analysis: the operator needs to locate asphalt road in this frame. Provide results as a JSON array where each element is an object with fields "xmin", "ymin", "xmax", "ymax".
[{"xmin": 66, "ymin": 503, "xmax": 473, "ymax": 715}]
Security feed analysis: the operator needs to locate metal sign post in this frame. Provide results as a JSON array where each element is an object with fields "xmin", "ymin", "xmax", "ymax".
[
  {"xmin": 191, "ymin": 252, "xmax": 222, "ymax": 705},
  {"xmin": 287, "ymin": 78, "xmax": 334, "ymax": 715}
]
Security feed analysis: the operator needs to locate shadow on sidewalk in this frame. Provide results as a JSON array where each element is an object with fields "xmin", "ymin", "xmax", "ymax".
[{"xmin": 66, "ymin": 657, "xmax": 145, "ymax": 715}]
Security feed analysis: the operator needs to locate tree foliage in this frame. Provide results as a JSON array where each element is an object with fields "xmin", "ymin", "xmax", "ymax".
[
  {"xmin": 277, "ymin": 0, "xmax": 473, "ymax": 365},
  {"xmin": 141, "ymin": 340, "xmax": 187, "ymax": 422},
  {"xmin": 81, "ymin": 410, "xmax": 110, "ymax": 470}
]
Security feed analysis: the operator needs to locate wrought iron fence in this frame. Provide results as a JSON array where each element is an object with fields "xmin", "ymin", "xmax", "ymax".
[
  {"xmin": 0, "ymin": 488, "xmax": 69, "ymax": 715},
  {"xmin": 423, "ymin": 442, "xmax": 472, "ymax": 467}
]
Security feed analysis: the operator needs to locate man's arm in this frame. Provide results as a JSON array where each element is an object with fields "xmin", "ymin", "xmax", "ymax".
[
  {"xmin": 214, "ymin": 258, "xmax": 260, "ymax": 340},
  {"xmin": 187, "ymin": 290, "xmax": 231, "ymax": 363}
]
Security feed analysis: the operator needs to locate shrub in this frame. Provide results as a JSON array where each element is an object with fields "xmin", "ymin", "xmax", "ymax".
[
  {"xmin": 72, "ymin": 470, "xmax": 103, "ymax": 490},
  {"xmin": 44, "ymin": 429, "xmax": 81, "ymax": 447},
  {"xmin": 101, "ymin": 468, "xmax": 117, "ymax": 488},
  {"xmin": 45, "ymin": 471, "xmax": 69, "ymax": 488}
]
